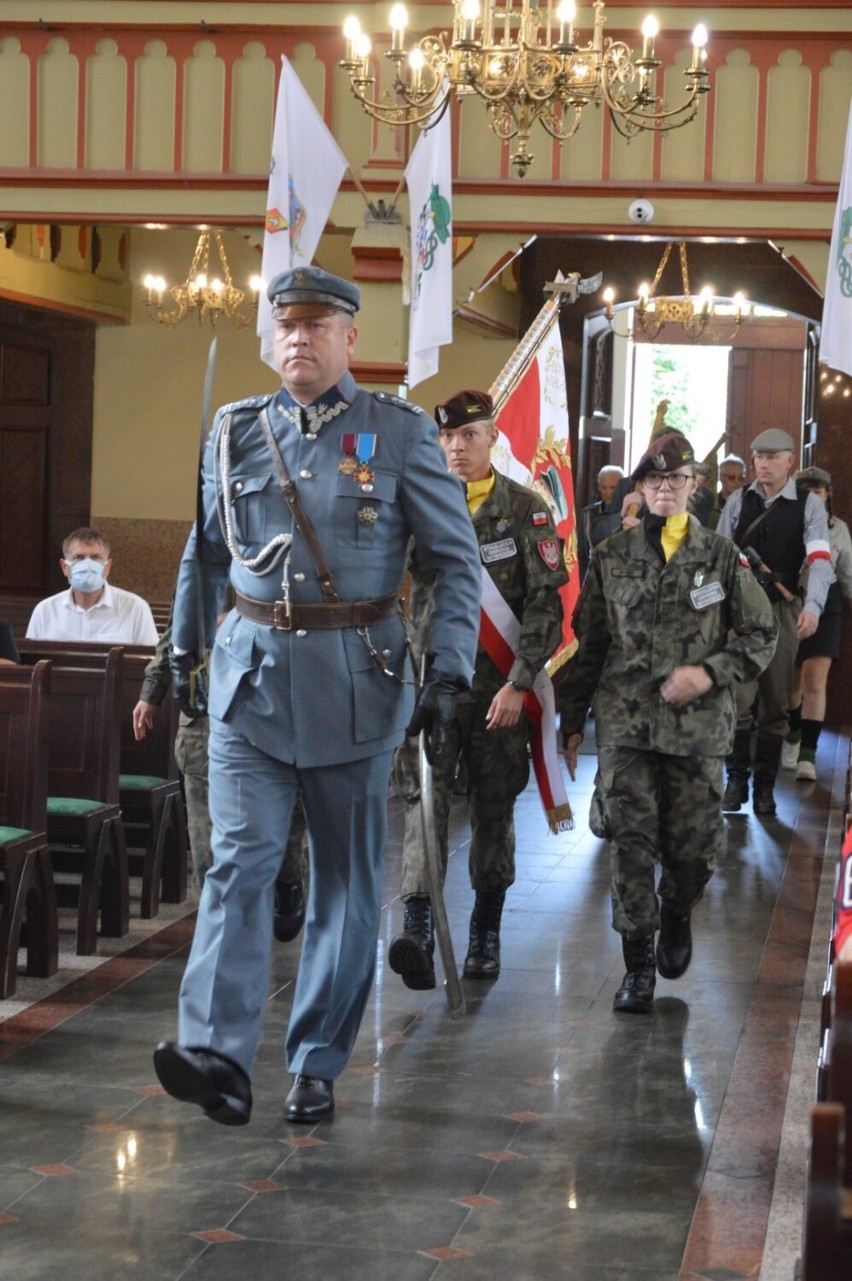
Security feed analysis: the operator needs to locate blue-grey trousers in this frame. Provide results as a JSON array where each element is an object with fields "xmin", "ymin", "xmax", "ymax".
[{"xmin": 177, "ymin": 721, "xmax": 394, "ymax": 1081}]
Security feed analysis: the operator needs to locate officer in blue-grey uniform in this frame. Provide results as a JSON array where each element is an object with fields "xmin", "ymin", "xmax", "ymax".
[{"xmin": 153, "ymin": 267, "xmax": 480, "ymax": 1126}]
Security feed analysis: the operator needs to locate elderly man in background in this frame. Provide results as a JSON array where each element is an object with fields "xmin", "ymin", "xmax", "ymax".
[{"xmin": 26, "ymin": 526, "xmax": 159, "ymax": 645}]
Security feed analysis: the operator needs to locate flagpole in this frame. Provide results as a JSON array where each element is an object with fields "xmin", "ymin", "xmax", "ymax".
[{"xmin": 488, "ymin": 273, "xmax": 580, "ymax": 412}]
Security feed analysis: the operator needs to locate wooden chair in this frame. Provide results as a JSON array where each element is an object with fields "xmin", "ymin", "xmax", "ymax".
[
  {"xmin": 42, "ymin": 648, "xmax": 129, "ymax": 955},
  {"xmin": 19, "ymin": 641, "xmax": 188, "ymax": 918},
  {"xmin": 0, "ymin": 661, "xmax": 58, "ymax": 997}
]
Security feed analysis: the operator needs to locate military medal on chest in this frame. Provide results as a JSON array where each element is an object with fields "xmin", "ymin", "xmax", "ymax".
[{"xmin": 340, "ymin": 433, "xmax": 377, "ymax": 491}]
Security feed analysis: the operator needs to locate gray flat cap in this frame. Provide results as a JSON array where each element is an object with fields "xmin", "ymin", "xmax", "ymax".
[{"xmin": 750, "ymin": 428, "xmax": 794, "ymax": 452}]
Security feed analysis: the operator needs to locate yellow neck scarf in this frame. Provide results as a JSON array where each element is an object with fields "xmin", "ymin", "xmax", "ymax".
[
  {"xmin": 466, "ymin": 472, "xmax": 495, "ymax": 517},
  {"xmin": 660, "ymin": 511, "xmax": 690, "ymax": 561}
]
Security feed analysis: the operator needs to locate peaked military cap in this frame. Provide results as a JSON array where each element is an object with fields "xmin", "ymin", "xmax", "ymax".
[
  {"xmin": 435, "ymin": 390, "xmax": 495, "ymax": 429},
  {"xmin": 631, "ymin": 431, "xmax": 695, "ymax": 482},
  {"xmin": 268, "ymin": 267, "xmax": 361, "ymax": 320},
  {"xmin": 750, "ymin": 427, "xmax": 794, "ymax": 452},
  {"xmin": 797, "ymin": 465, "xmax": 832, "ymax": 488}
]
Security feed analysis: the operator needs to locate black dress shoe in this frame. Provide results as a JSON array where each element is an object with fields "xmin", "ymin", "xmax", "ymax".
[
  {"xmin": 656, "ymin": 905, "xmax": 692, "ymax": 979},
  {"xmin": 153, "ymin": 1042, "xmax": 252, "ymax": 1126},
  {"xmin": 273, "ymin": 878, "xmax": 306, "ymax": 943},
  {"xmin": 284, "ymin": 1074, "xmax": 334, "ymax": 1124}
]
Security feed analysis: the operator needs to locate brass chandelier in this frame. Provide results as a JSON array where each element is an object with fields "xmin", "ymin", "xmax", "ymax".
[
  {"xmin": 143, "ymin": 229, "xmax": 261, "ymax": 327},
  {"xmin": 339, "ymin": 0, "xmax": 711, "ymax": 178},
  {"xmin": 604, "ymin": 242, "xmax": 750, "ymax": 343}
]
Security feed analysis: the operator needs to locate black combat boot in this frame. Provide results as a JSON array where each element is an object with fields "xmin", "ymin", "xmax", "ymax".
[
  {"xmin": 656, "ymin": 904, "xmax": 692, "ymax": 979},
  {"xmin": 463, "ymin": 890, "xmax": 505, "ymax": 980},
  {"xmin": 388, "ymin": 895, "xmax": 436, "ymax": 990},
  {"xmin": 722, "ymin": 729, "xmax": 752, "ymax": 811},
  {"xmin": 613, "ymin": 936, "xmax": 656, "ymax": 1014},
  {"xmin": 753, "ymin": 734, "xmax": 783, "ymax": 816}
]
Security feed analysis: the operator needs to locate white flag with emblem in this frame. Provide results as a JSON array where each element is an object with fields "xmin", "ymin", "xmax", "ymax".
[
  {"xmin": 258, "ymin": 55, "xmax": 349, "ymax": 368},
  {"xmin": 404, "ymin": 108, "xmax": 453, "ymax": 389},
  {"xmin": 820, "ymin": 99, "xmax": 852, "ymax": 378}
]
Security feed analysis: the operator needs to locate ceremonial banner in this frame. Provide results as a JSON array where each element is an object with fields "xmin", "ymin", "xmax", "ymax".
[
  {"xmin": 820, "ymin": 99, "xmax": 852, "ymax": 379},
  {"xmin": 404, "ymin": 107, "xmax": 453, "ymax": 389},
  {"xmin": 479, "ymin": 570, "xmax": 573, "ymax": 833},
  {"xmin": 258, "ymin": 56, "xmax": 349, "ymax": 368},
  {"xmin": 489, "ymin": 298, "xmax": 580, "ymax": 665}
]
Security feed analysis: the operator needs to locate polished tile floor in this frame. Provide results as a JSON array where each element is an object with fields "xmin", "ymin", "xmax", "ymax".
[{"xmin": 0, "ymin": 734, "xmax": 845, "ymax": 1281}]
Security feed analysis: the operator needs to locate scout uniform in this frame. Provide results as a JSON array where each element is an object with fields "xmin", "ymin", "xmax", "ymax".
[
  {"xmin": 390, "ymin": 390, "xmax": 567, "ymax": 989},
  {"xmin": 559, "ymin": 432, "xmax": 777, "ymax": 1012}
]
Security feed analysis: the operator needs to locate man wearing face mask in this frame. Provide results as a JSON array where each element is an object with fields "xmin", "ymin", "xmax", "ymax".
[{"xmin": 25, "ymin": 527, "xmax": 159, "ymax": 644}]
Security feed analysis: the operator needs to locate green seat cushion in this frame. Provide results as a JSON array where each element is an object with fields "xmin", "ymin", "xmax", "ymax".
[
  {"xmin": 120, "ymin": 774, "xmax": 170, "ymax": 790},
  {"xmin": 0, "ymin": 825, "xmax": 32, "ymax": 844},
  {"xmin": 47, "ymin": 797, "xmax": 106, "ymax": 817}
]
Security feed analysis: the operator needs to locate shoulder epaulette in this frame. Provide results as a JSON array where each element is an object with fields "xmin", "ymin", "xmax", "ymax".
[
  {"xmin": 373, "ymin": 391, "xmax": 423, "ymax": 415},
  {"xmin": 220, "ymin": 393, "xmax": 276, "ymax": 416}
]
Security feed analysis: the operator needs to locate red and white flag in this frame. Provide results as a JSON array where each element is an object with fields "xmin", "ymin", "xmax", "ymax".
[
  {"xmin": 258, "ymin": 56, "xmax": 349, "ymax": 368},
  {"xmin": 481, "ymin": 299, "xmax": 579, "ymax": 833},
  {"xmin": 490, "ymin": 302, "xmax": 580, "ymax": 662}
]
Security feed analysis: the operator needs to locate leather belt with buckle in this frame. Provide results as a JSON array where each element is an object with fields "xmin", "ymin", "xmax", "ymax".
[{"xmin": 235, "ymin": 590, "xmax": 399, "ymax": 631}]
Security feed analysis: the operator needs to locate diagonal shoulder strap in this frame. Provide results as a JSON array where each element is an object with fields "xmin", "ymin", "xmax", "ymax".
[
  {"xmin": 735, "ymin": 501, "xmax": 775, "ymax": 549},
  {"xmin": 258, "ymin": 406, "xmax": 340, "ymax": 602}
]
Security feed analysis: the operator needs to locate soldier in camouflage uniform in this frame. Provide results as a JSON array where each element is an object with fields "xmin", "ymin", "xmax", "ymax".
[
  {"xmin": 133, "ymin": 608, "xmax": 307, "ymax": 938},
  {"xmin": 389, "ymin": 390, "xmax": 567, "ymax": 989},
  {"xmin": 559, "ymin": 432, "xmax": 777, "ymax": 1014}
]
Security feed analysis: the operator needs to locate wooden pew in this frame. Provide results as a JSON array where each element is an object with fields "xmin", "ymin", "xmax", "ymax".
[
  {"xmin": 38, "ymin": 649, "xmax": 129, "ymax": 954},
  {"xmin": 0, "ymin": 594, "xmax": 41, "ymax": 643},
  {"xmin": 18, "ymin": 641, "xmax": 187, "ymax": 917},
  {"xmin": 802, "ymin": 960, "xmax": 852, "ymax": 1279},
  {"xmin": 0, "ymin": 661, "xmax": 58, "ymax": 997}
]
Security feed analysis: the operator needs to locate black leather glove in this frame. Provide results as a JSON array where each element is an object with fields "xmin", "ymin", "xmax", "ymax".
[
  {"xmin": 169, "ymin": 648, "xmax": 209, "ymax": 719},
  {"xmin": 406, "ymin": 667, "xmax": 465, "ymax": 765}
]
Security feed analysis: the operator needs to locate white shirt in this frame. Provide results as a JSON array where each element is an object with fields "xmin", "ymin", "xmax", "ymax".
[{"xmin": 26, "ymin": 582, "xmax": 160, "ymax": 645}]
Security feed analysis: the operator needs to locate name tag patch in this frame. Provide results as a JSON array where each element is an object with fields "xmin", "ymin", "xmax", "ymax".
[
  {"xmin": 481, "ymin": 538, "xmax": 517, "ymax": 564},
  {"xmin": 689, "ymin": 580, "xmax": 726, "ymax": 610}
]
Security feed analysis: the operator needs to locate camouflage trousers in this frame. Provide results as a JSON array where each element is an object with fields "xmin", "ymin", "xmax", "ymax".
[
  {"xmin": 598, "ymin": 743, "xmax": 723, "ymax": 939},
  {"xmin": 174, "ymin": 712, "xmax": 305, "ymax": 894},
  {"xmin": 393, "ymin": 697, "xmax": 531, "ymax": 898}
]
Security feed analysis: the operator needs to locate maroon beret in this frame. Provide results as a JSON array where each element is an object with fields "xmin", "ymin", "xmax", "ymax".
[
  {"xmin": 434, "ymin": 390, "xmax": 494, "ymax": 430},
  {"xmin": 632, "ymin": 431, "xmax": 696, "ymax": 482}
]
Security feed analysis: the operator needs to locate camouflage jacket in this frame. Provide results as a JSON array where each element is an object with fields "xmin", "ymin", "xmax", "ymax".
[
  {"xmin": 558, "ymin": 516, "xmax": 777, "ymax": 756},
  {"xmin": 408, "ymin": 468, "xmax": 568, "ymax": 698}
]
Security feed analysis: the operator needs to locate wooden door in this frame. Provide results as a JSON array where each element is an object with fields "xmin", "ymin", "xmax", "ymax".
[{"xmin": 0, "ymin": 301, "xmax": 95, "ymax": 596}]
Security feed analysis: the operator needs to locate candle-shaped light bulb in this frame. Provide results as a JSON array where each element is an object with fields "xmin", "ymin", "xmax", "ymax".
[
  {"xmin": 638, "ymin": 282, "xmax": 650, "ymax": 310},
  {"xmin": 732, "ymin": 291, "xmax": 747, "ymax": 320},
  {"xmin": 409, "ymin": 45, "xmax": 425, "ymax": 90},
  {"xmin": 556, "ymin": 0, "xmax": 576, "ymax": 45},
  {"xmin": 699, "ymin": 286, "xmax": 713, "ymax": 315},
  {"xmin": 389, "ymin": 4, "xmax": 408, "ymax": 52},
  {"xmin": 460, "ymin": 0, "xmax": 480, "ymax": 42},
  {"xmin": 641, "ymin": 14, "xmax": 659, "ymax": 59},
  {"xmin": 602, "ymin": 286, "xmax": 615, "ymax": 320},
  {"xmin": 354, "ymin": 32, "xmax": 372, "ymax": 69},
  {"xmin": 249, "ymin": 275, "xmax": 264, "ymax": 296},
  {"xmin": 343, "ymin": 14, "xmax": 361, "ymax": 60},
  {"xmin": 691, "ymin": 23, "xmax": 708, "ymax": 70}
]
